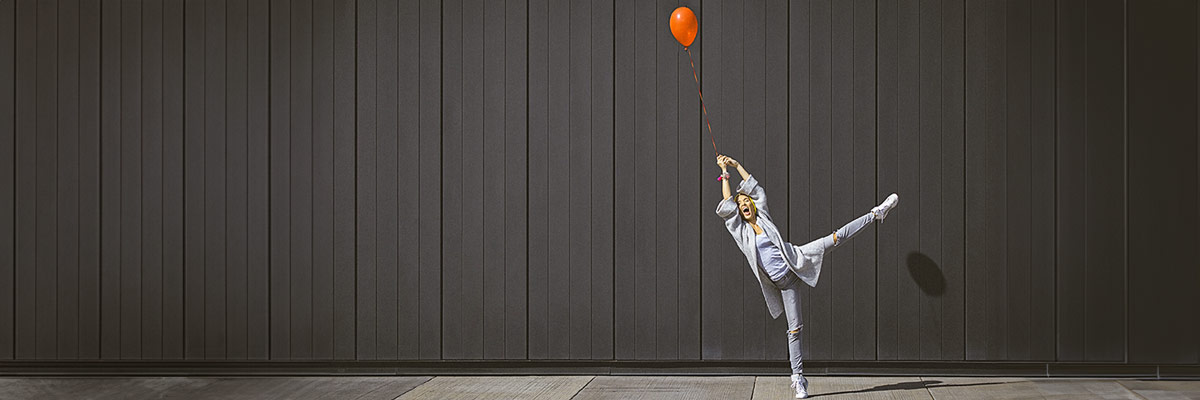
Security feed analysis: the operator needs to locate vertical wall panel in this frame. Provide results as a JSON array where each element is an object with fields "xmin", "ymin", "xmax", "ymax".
[
  {"xmin": 588, "ymin": 0, "xmax": 613, "ymax": 361},
  {"xmin": 331, "ymin": 0, "xmax": 356, "ymax": 361},
  {"xmin": 35, "ymin": 0, "xmax": 60, "ymax": 360},
  {"xmin": 982, "ymin": 0, "xmax": 1007, "ymax": 361},
  {"xmin": 29, "ymin": 0, "xmax": 59, "ymax": 357},
  {"xmin": 963, "ymin": 0, "xmax": 987, "ymax": 360},
  {"xmin": 896, "ymin": 0, "xmax": 922, "ymax": 361},
  {"xmin": 287, "ymin": 0, "xmax": 312, "ymax": 360},
  {"xmin": 525, "ymin": 0, "xmax": 549, "ymax": 360},
  {"xmin": 506, "ymin": 0, "xmax": 532, "ymax": 360},
  {"xmin": 181, "ymin": 0, "xmax": 205, "ymax": 357},
  {"xmin": 118, "ymin": 0, "xmax": 141, "ymax": 360},
  {"xmin": 78, "ymin": 0, "xmax": 103, "ymax": 360},
  {"xmin": 918, "ymin": 0, "xmax": 944, "ymax": 361},
  {"xmin": 0, "ymin": 0, "xmax": 14, "ymax": 361},
  {"xmin": 741, "ymin": 0, "xmax": 765, "ymax": 361},
  {"xmin": 139, "ymin": 0, "xmax": 163, "ymax": 360},
  {"xmin": 211, "ymin": 0, "xmax": 241, "ymax": 360},
  {"xmin": 567, "ymin": 0, "xmax": 594, "ymax": 360},
  {"xmin": 14, "ymin": 0, "xmax": 37, "ymax": 361},
  {"xmin": 677, "ymin": 0, "xmax": 703, "ymax": 362},
  {"xmin": 160, "ymin": 0, "xmax": 184, "ymax": 360},
  {"xmin": 227, "ymin": 0, "xmax": 252, "ymax": 360},
  {"xmin": 480, "ymin": 0, "xmax": 504, "ymax": 357},
  {"xmin": 851, "ymin": 0, "xmax": 877, "ymax": 361},
  {"xmin": 374, "ymin": 0, "xmax": 399, "ymax": 361},
  {"xmin": 829, "ymin": 0, "xmax": 853, "ymax": 361},
  {"xmin": 353, "ymin": 0, "xmax": 376, "ymax": 360},
  {"xmin": 796, "ymin": 0, "xmax": 814, "ymax": 362},
  {"xmin": 1055, "ymin": 0, "xmax": 1086, "ymax": 362},
  {"xmin": 722, "ymin": 0, "xmax": 749, "ymax": 361},
  {"xmin": 1127, "ymin": 0, "xmax": 1199, "ymax": 364},
  {"xmin": 310, "ymin": 0, "xmax": 335, "ymax": 361},
  {"xmin": 440, "ymin": 0, "xmax": 465, "ymax": 360},
  {"xmin": 806, "ymin": 0, "xmax": 833, "ymax": 361},
  {"xmin": 656, "ymin": 0, "xmax": 680, "ymax": 361},
  {"xmin": 875, "ymin": 0, "xmax": 899, "ymax": 361},
  {"xmin": 482, "ymin": 0, "xmax": 506, "ymax": 360},
  {"xmin": 712, "ymin": 0, "xmax": 741, "ymax": 360},
  {"xmin": 723, "ymin": 0, "xmax": 750, "ymax": 362},
  {"xmin": 612, "ymin": 0, "xmax": 636, "ymax": 361},
  {"xmin": 183, "ymin": 0, "xmax": 205, "ymax": 360},
  {"xmin": 966, "ymin": 0, "xmax": 1010, "ymax": 360},
  {"xmin": 270, "ymin": 0, "xmax": 293, "ymax": 359},
  {"xmin": 222, "ymin": 0, "xmax": 247, "ymax": 360},
  {"xmin": 57, "ymin": 0, "xmax": 81, "ymax": 360},
  {"xmin": 633, "ymin": 0, "xmax": 656, "ymax": 360},
  {"xmin": 247, "ymin": 0, "xmax": 273, "ymax": 360},
  {"xmin": 417, "ymin": 0, "xmax": 443, "ymax": 361},
  {"xmin": 460, "ymin": 0, "xmax": 486, "ymax": 360},
  {"xmin": 390, "ymin": 0, "xmax": 414, "ymax": 361},
  {"xmin": 202, "ymin": 0, "xmax": 226, "ymax": 359},
  {"xmin": 1028, "ymin": 0, "xmax": 1056, "ymax": 361},
  {"xmin": 1083, "ymin": 0, "xmax": 1125, "ymax": 362},
  {"xmin": 940, "ymin": 0, "xmax": 966, "ymax": 361},
  {"xmin": 699, "ymin": 0, "xmax": 724, "ymax": 360},
  {"xmin": 1004, "ymin": 0, "xmax": 1031, "ymax": 361}
]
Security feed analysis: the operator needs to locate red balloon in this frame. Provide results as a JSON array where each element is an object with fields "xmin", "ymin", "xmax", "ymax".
[{"xmin": 669, "ymin": 7, "xmax": 698, "ymax": 48}]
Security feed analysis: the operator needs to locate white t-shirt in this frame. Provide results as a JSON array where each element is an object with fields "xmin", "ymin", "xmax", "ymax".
[{"xmin": 755, "ymin": 231, "xmax": 790, "ymax": 282}]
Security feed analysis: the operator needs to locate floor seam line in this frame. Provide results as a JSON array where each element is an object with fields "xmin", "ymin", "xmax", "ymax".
[
  {"xmin": 921, "ymin": 376, "xmax": 937, "ymax": 399},
  {"xmin": 568, "ymin": 376, "xmax": 596, "ymax": 400},
  {"xmin": 354, "ymin": 376, "xmax": 425, "ymax": 400},
  {"xmin": 1115, "ymin": 380, "xmax": 1150, "ymax": 400},
  {"xmin": 388, "ymin": 376, "xmax": 435, "ymax": 400}
]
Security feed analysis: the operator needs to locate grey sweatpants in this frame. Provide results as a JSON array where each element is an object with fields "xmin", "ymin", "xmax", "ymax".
[{"xmin": 778, "ymin": 211, "xmax": 876, "ymax": 375}]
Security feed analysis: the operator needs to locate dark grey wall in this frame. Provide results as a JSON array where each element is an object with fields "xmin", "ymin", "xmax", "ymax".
[{"xmin": 1, "ymin": 0, "xmax": 1197, "ymax": 364}]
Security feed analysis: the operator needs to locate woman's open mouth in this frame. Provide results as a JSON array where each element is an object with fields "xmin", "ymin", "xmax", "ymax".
[{"xmin": 742, "ymin": 207, "xmax": 750, "ymax": 214}]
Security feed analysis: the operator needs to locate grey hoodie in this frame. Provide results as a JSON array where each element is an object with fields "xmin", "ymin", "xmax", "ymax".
[{"xmin": 715, "ymin": 175, "xmax": 827, "ymax": 319}]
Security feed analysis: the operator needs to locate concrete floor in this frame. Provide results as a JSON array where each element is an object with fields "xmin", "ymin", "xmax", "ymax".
[{"xmin": 1, "ymin": 376, "xmax": 1198, "ymax": 399}]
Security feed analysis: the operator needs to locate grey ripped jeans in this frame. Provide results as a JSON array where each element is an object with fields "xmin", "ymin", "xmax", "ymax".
[{"xmin": 776, "ymin": 210, "xmax": 876, "ymax": 375}]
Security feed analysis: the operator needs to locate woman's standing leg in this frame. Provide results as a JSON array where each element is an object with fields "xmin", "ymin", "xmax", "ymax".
[
  {"xmin": 780, "ymin": 278, "xmax": 804, "ymax": 374},
  {"xmin": 778, "ymin": 273, "xmax": 808, "ymax": 397}
]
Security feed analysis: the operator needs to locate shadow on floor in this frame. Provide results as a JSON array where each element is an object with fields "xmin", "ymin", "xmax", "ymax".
[{"xmin": 809, "ymin": 379, "xmax": 1011, "ymax": 398}]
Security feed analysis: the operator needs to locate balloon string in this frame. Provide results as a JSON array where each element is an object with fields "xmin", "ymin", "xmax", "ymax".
[{"xmin": 686, "ymin": 47, "xmax": 718, "ymax": 156}]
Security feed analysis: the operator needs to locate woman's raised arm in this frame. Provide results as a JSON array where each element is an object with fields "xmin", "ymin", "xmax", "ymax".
[
  {"xmin": 726, "ymin": 156, "xmax": 751, "ymax": 181},
  {"xmin": 723, "ymin": 156, "xmax": 768, "ymax": 214},
  {"xmin": 718, "ymin": 154, "xmax": 733, "ymax": 200}
]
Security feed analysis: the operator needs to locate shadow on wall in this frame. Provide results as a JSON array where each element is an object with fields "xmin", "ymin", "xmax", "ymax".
[{"xmin": 906, "ymin": 252, "xmax": 946, "ymax": 297}]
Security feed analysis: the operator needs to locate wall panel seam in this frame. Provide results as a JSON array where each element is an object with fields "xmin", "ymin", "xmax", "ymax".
[{"xmin": 1121, "ymin": 0, "xmax": 1127, "ymax": 364}]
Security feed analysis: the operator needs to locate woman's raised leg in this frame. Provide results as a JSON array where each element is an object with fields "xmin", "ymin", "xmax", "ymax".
[{"xmin": 822, "ymin": 193, "xmax": 899, "ymax": 250}]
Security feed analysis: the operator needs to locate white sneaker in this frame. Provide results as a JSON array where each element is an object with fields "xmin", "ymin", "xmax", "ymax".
[
  {"xmin": 790, "ymin": 374, "xmax": 809, "ymax": 399},
  {"xmin": 872, "ymin": 193, "xmax": 900, "ymax": 222}
]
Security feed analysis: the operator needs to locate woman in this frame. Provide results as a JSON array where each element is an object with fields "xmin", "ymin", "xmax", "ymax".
[{"xmin": 715, "ymin": 154, "xmax": 898, "ymax": 399}]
